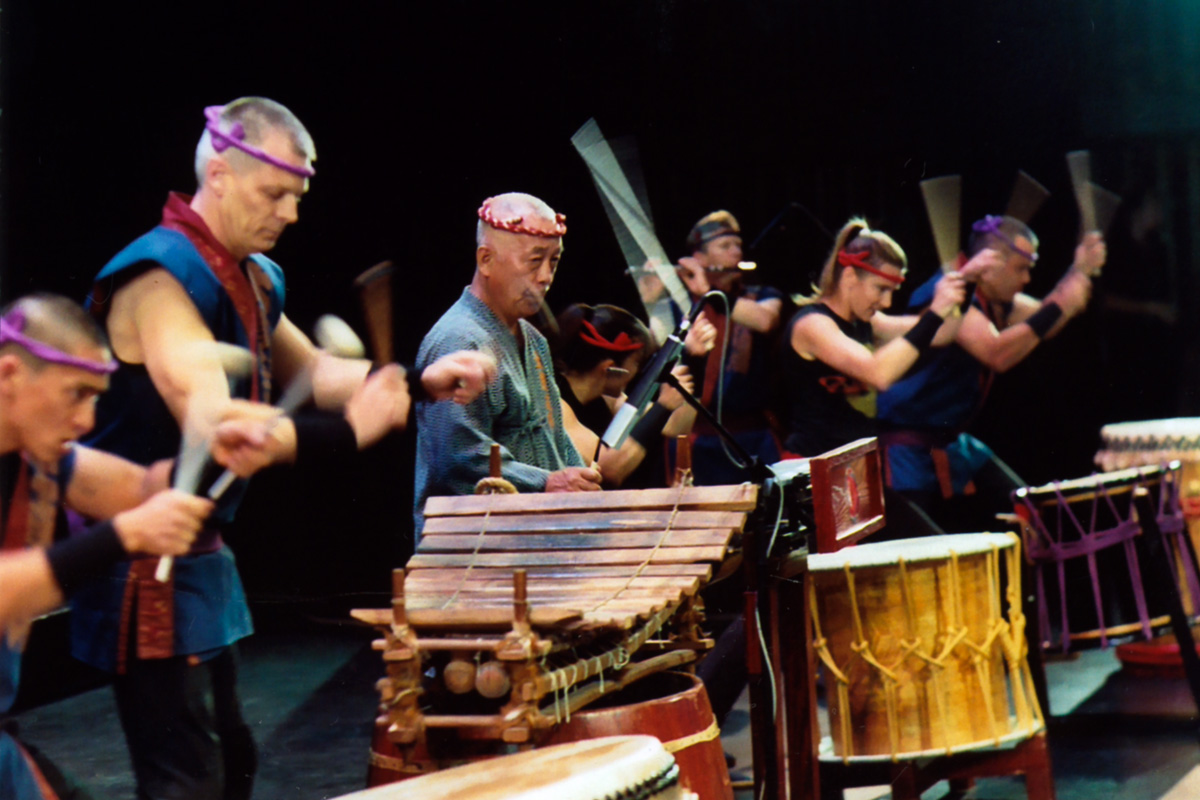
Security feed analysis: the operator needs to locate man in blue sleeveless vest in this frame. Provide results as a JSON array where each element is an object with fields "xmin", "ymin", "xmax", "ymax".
[
  {"xmin": 0, "ymin": 293, "xmax": 214, "ymax": 800},
  {"xmin": 78, "ymin": 97, "xmax": 494, "ymax": 800},
  {"xmin": 877, "ymin": 215, "xmax": 1106, "ymax": 530}
]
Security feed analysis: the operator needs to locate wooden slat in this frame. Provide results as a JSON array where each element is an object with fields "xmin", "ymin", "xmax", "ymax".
[
  {"xmin": 406, "ymin": 576, "xmax": 700, "ymax": 593},
  {"xmin": 411, "ymin": 590, "xmax": 686, "ymax": 608},
  {"xmin": 406, "ymin": 607, "xmax": 584, "ymax": 628},
  {"xmin": 422, "ymin": 483, "xmax": 758, "ymax": 517},
  {"xmin": 420, "ymin": 510, "xmax": 747, "ymax": 535},
  {"xmin": 407, "ymin": 546, "xmax": 727, "ymax": 569},
  {"xmin": 417, "ymin": 529, "xmax": 733, "ymax": 552},
  {"xmin": 405, "ymin": 564, "xmax": 713, "ymax": 579}
]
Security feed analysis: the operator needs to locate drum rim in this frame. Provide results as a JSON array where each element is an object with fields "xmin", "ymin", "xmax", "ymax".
[
  {"xmin": 1016, "ymin": 464, "xmax": 1166, "ymax": 499},
  {"xmin": 806, "ymin": 532, "xmax": 1014, "ymax": 571},
  {"xmin": 816, "ymin": 720, "xmax": 1045, "ymax": 763}
]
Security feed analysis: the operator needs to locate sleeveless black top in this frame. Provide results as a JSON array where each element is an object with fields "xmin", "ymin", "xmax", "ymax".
[{"xmin": 779, "ymin": 303, "xmax": 878, "ymax": 456}]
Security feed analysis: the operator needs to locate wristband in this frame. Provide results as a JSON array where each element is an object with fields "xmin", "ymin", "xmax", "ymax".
[
  {"xmin": 902, "ymin": 310, "xmax": 942, "ymax": 351},
  {"xmin": 403, "ymin": 364, "xmax": 430, "ymax": 404},
  {"xmin": 292, "ymin": 411, "xmax": 358, "ymax": 464},
  {"xmin": 1025, "ymin": 302, "xmax": 1063, "ymax": 340},
  {"xmin": 629, "ymin": 403, "xmax": 673, "ymax": 450},
  {"xmin": 46, "ymin": 522, "xmax": 126, "ymax": 596}
]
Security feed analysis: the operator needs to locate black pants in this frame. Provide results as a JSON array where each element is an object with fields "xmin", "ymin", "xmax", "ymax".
[{"xmin": 113, "ymin": 647, "xmax": 256, "ymax": 800}]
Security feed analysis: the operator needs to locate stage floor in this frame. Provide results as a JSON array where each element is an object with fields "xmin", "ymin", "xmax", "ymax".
[{"xmin": 14, "ymin": 616, "xmax": 1200, "ymax": 799}]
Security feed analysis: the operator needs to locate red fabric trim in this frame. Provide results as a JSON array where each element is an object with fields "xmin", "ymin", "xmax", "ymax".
[
  {"xmin": 837, "ymin": 250, "xmax": 904, "ymax": 285},
  {"xmin": 159, "ymin": 193, "xmax": 269, "ymax": 401},
  {"xmin": 2, "ymin": 461, "xmax": 29, "ymax": 551}
]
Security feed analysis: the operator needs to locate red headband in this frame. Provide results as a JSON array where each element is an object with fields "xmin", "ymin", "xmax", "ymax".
[
  {"xmin": 579, "ymin": 319, "xmax": 643, "ymax": 353},
  {"xmin": 478, "ymin": 197, "xmax": 567, "ymax": 237},
  {"xmin": 837, "ymin": 250, "xmax": 904, "ymax": 285}
]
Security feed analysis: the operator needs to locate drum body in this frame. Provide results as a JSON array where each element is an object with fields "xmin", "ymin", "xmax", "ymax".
[
  {"xmin": 542, "ymin": 671, "xmax": 732, "ymax": 800},
  {"xmin": 808, "ymin": 533, "xmax": 1043, "ymax": 761},
  {"xmin": 1098, "ymin": 418, "xmax": 1200, "ymax": 551},
  {"xmin": 343, "ymin": 735, "xmax": 694, "ymax": 800},
  {"xmin": 1014, "ymin": 465, "xmax": 1196, "ymax": 653}
]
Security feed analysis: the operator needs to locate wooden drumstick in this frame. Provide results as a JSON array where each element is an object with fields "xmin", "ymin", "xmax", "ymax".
[
  {"xmin": 1066, "ymin": 150, "xmax": 1098, "ymax": 234},
  {"xmin": 353, "ymin": 261, "xmax": 395, "ymax": 368},
  {"xmin": 919, "ymin": 174, "xmax": 963, "ymax": 318},
  {"xmin": 313, "ymin": 314, "xmax": 366, "ymax": 359},
  {"xmin": 156, "ymin": 344, "xmax": 255, "ymax": 583},
  {"xmin": 1005, "ymin": 170, "xmax": 1051, "ymax": 224}
]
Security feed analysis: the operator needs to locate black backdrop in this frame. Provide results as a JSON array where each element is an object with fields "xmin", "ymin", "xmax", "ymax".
[{"xmin": 1, "ymin": 1, "xmax": 1181, "ymax": 605}]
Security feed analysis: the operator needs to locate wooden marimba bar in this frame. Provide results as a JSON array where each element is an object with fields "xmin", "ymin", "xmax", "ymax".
[{"xmin": 353, "ymin": 483, "xmax": 757, "ymax": 777}]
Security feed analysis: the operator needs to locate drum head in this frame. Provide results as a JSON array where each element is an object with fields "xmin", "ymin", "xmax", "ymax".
[
  {"xmin": 806, "ymin": 532, "xmax": 1014, "ymax": 571},
  {"xmin": 336, "ymin": 736, "xmax": 680, "ymax": 800}
]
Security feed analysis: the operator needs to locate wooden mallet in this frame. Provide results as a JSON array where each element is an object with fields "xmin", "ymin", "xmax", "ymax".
[{"xmin": 353, "ymin": 261, "xmax": 395, "ymax": 368}]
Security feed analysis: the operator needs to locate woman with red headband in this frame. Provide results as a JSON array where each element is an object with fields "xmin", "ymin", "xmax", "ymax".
[
  {"xmin": 778, "ymin": 217, "xmax": 1001, "ymax": 459},
  {"xmin": 553, "ymin": 304, "xmax": 700, "ymax": 487}
]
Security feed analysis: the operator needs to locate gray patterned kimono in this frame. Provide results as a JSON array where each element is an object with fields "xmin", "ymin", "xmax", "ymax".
[{"xmin": 413, "ymin": 288, "xmax": 584, "ymax": 536}]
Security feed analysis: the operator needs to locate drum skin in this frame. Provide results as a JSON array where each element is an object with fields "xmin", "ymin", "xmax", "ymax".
[
  {"xmin": 543, "ymin": 671, "xmax": 733, "ymax": 800},
  {"xmin": 347, "ymin": 735, "xmax": 691, "ymax": 800},
  {"xmin": 809, "ymin": 534, "xmax": 1042, "ymax": 760}
]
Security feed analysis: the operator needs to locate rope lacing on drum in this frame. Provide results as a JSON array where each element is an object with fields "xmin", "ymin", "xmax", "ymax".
[{"xmin": 811, "ymin": 534, "xmax": 1045, "ymax": 763}]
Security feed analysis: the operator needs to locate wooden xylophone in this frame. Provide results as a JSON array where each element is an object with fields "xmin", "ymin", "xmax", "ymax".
[{"xmin": 353, "ymin": 482, "xmax": 757, "ymax": 779}]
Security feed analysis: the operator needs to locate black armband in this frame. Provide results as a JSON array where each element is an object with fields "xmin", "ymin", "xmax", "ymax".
[
  {"xmin": 1024, "ymin": 302, "xmax": 1063, "ymax": 340},
  {"xmin": 46, "ymin": 522, "xmax": 126, "ymax": 596},
  {"xmin": 903, "ymin": 310, "xmax": 943, "ymax": 351},
  {"xmin": 629, "ymin": 403, "xmax": 673, "ymax": 450},
  {"xmin": 292, "ymin": 411, "xmax": 359, "ymax": 465},
  {"xmin": 403, "ymin": 364, "xmax": 429, "ymax": 404}
]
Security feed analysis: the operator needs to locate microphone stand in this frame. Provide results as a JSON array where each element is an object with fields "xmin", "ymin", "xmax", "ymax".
[{"xmin": 658, "ymin": 368, "xmax": 773, "ymax": 485}]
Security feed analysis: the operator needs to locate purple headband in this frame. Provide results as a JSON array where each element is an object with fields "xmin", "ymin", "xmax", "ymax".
[
  {"xmin": 204, "ymin": 105, "xmax": 315, "ymax": 178},
  {"xmin": 0, "ymin": 311, "xmax": 117, "ymax": 375},
  {"xmin": 972, "ymin": 215, "xmax": 1038, "ymax": 262}
]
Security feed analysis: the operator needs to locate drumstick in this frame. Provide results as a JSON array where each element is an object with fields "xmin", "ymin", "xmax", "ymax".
[
  {"xmin": 1066, "ymin": 150, "xmax": 1097, "ymax": 233},
  {"xmin": 919, "ymin": 175, "xmax": 962, "ymax": 275},
  {"xmin": 314, "ymin": 314, "xmax": 366, "ymax": 359},
  {"xmin": 353, "ymin": 261, "xmax": 395, "ymax": 368},
  {"xmin": 1005, "ymin": 170, "xmax": 1051, "ymax": 224},
  {"xmin": 1088, "ymin": 180, "xmax": 1122, "ymax": 235},
  {"xmin": 156, "ymin": 367, "xmax": 314, "ymax": 582},
  {"xmin": 156, "ymin": 344, "xmax": 256, "ymax": 582},
  {"xmin": 919, "ymin": 175, "xmax": 963, "ymax": 318}
]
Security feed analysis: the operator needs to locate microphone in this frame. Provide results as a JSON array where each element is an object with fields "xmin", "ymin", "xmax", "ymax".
[{"xmin": 602, "ymin": 293, "xmax": 710, "ymax": 450}]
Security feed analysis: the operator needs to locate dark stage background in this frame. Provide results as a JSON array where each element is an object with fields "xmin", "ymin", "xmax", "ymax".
[{"xmin": 3, "ymin": 1, "xmax": 1199, "ymax": 606}]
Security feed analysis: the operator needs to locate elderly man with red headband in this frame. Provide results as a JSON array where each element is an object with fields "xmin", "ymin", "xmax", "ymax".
[
  {"xmin": 0, "ymin": 293, "xmax": 216, "ymax": 800},
  {"xmin": 78, "ymin": 97, "xmax": 494, "ymax": 800},
  {"xmin": 877, "ymin": 214, "xmax": 1104, "ymax": 531},
  {"xmin": 414, "ymin": 192, "xmax": 602, "ymax": 536}
]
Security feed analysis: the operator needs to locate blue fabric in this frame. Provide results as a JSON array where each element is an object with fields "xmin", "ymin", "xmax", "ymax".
[
  {"xmin": 73, "ymin": 226, "xmax": 272, "ymax": 672},
  {"xmin": 877, "ymin": 272, "xmax": 994, "ymax": 492},
  {"xmin": 885, "ymin": 433, "xmax": 997, "ymax": 494},
  {"xmin": 414, "ymin": 288, "xmax": 584, "ymax": 535}
]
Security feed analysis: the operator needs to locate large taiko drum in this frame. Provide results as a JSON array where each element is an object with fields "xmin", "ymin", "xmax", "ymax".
[
  {"xmin": 1013, "ymin": 465, "xmax": 1197, "ymax": 654},
  {"xmin": 542, "ymin": 671, "xmax": 732, "ymax": 800},
  {"xmin": 340, "ymin": 735, "xmax": 696, "ymax": 800},
  {"xmin": 807, "ymin": 533, "xmax": 1044, "ymax": 761},
  {"xmin": 1097, "ymin": 419, "xmax": 1200, "ymax": 547}
]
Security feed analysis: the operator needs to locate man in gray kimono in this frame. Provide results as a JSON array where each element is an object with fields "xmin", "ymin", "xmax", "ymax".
[{"xmin": 414, "ymin": 193, "xmax": 602, "ymax": 534}]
